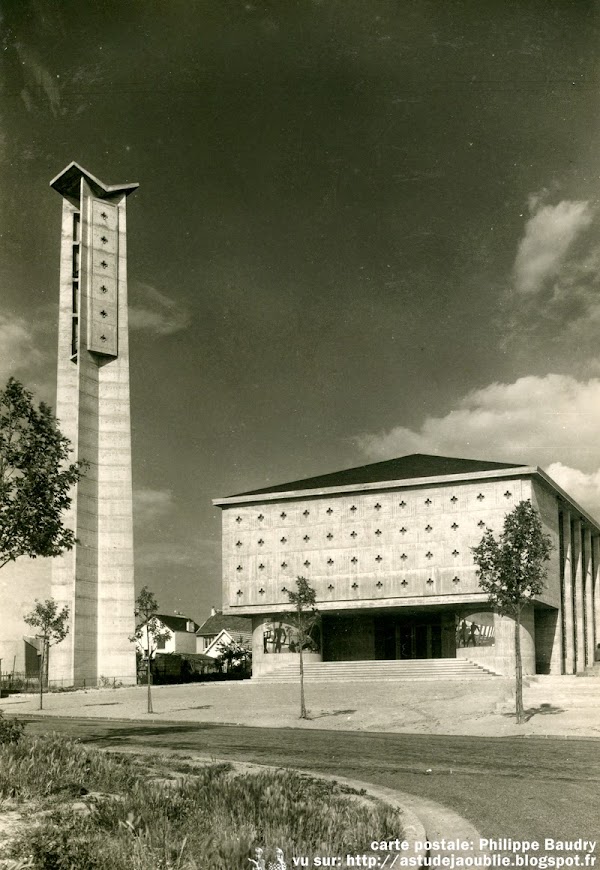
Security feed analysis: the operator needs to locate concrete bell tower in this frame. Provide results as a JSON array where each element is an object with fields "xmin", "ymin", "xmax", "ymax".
[{"xmin": 49, "ymin": 162, "xmax": 138, "ymax": 686}]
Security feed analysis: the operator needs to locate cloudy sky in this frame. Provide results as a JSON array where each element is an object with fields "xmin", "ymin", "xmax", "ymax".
[{"xmin": 2, "ymin": 0, "xmax": 600, "ymax": 624}]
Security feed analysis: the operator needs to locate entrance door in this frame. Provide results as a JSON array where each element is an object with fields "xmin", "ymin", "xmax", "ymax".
[
  {"xmin": 414, "ymin": 624, "xmax": 428, "ymax": 658},
  {"xmin": 375, "ymin": 616, "xmax": 443, "ymax": 660},
  {"xmin": 374, "ymin": 617, "xmax": 397, "ymax": 660},
  {"xmin": 398, "ymin": 623, "xmax": 412, "ymax": 659}
]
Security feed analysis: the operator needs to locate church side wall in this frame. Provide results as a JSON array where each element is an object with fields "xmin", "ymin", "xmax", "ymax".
[
  {"xmin": 222, "ymin": 477, "xmax": 532, "ymax": 618},
  {"xmin": 220, "ymin": 475, "xmax": 600, "ymax": 677}
]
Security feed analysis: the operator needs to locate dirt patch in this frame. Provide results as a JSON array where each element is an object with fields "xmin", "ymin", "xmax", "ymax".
[{"xmin": 0, "ymin": 804, "xmax": 28, "ymax": 864}]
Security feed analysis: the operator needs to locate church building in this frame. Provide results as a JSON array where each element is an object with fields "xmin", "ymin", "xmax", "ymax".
[{"xmin": 213, "ymin": 454, "xmax": 600, "ymax": 678}]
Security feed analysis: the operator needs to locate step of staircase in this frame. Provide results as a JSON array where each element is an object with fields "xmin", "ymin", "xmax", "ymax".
[{"xmin": 254, "ymin": 658, "xmax": 499, "ymax": 683}]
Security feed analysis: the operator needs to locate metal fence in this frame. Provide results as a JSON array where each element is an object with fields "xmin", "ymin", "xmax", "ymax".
[
  {"xmin": 0, "ymin": 672, "xmax": 135, "ymax": 692},
  {"xmin": 0, "ymin": 671, "xmax": 247, "ymax": 693}
]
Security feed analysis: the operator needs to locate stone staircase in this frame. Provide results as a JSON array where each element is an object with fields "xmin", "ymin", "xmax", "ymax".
[{"xmin": 253, "ymin": 658, "xmax": 499, "ymax": 683}]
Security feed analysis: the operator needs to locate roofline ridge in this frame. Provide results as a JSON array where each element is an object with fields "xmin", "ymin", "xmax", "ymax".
[
  {"xmin": 223, "ymin": 454, "xmax": 527, "ymax": 500},
  {"xmin": 213, "ymin": 465, "xmax": 537, "ymax": 506}
]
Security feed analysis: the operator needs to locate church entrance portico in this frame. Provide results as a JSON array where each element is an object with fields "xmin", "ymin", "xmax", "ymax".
[
  {"xmin": 321, "ymin": 608, "xmax": 459, "ymax": 662},
  {"xmin": 374, "ymin": 614, "xmax": 444, "ymax": 660},
  {"xmin": 250, "ymin": 605, "xmax": 541, "ymax": 677}
]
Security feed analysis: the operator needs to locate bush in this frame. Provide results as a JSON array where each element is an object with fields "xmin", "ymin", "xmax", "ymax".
[
  {"xmin": 0, "ymin": 709, "xmax": 25, "ymax": 745},
  {"xmin": 15, "ymin": 815, "xmax": 112, "ymax": 870},
  {"xmin": 5, "ymin": 738, "xmax": 404, "ymax": 870},
  {"xmin": 0, "ymin": 732, "xmax": 138, "ymax": 799}
]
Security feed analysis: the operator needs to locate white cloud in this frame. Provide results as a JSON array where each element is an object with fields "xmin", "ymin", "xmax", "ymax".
[
  {"xmin": 526, "ymin": 188, "xmax": 550, "ymax": 214},
  {"xmin": 502, "ymin": 196, "xmax": 600, "ymax": 360},
  {"xmin": 129, "ymin": 282, "xmax": 191, "ymax": 335},
  {"xmin": 0, "ymin": 313, "xmax": 44, "ymax": 383},
  {"xmin": 514, "ymin": 200, "xmax": 593, "ymax": 295},
  {"xmin": 133, "ymin": 487, "xmax": 174, "ymax": 525},
  {"xmin": 545, "ymin": 463, "xmax": 600, "ymax": 519},
  {"xmin": 357, "ymin": 374, "xmax": 600, "ymax": 517}
]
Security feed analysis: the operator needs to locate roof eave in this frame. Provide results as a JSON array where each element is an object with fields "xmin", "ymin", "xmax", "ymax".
[
  {"xmin": 214, "ymin": 464, "xmax": 600, "ymax": 531},
  {"xmin": 535, "ymin": 467, "xmax": 600, "ymax": 529},
  {"xmin": 50, "ymin": 161, "xmax": 139, "ymax": 199},
  {"xmin": 213, "ymin": 465, "xmax": 537, "ymax": 506}
]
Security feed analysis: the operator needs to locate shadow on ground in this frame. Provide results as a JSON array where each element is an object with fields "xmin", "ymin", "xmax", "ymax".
[
  {"xmin": 523, "ymin": 704, "xmax": 565, "ymax": 722},
  {"xmin": 84, "ymin": 702, "xmax": 122, "ymax": 707},
  {"xmin": 171, "ymin": 706, "xmax": 213, "ymax": 712},
  {"xmin": 83, "ymin": 723, "xmax": 232, "ymax": 743},
  {"xmin": 502, "ymin": 704, "xmax": 565, "ymax": 723},
  {"xmin": 309, "ymin": 709, "xmax": 357, "ymax": 720}
]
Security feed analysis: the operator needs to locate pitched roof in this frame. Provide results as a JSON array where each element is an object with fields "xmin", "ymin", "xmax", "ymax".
[
  {"xmin": 155, "ymin": 614, "xmax": 200, "ymax": 633},
  {"xmin": 196, "ymin": 612, "xmax": 252, "ymax": 636},
  {"xmin": 204, "ymin": 627, "xmax": 253, "ymax": 654},
  {"xmin": 233, "ymin": 454, "xmax": 524, "ymax": 497},
  {"xmin": 23, "ymin": 636, "xmax": 42, "ymax": 652}
]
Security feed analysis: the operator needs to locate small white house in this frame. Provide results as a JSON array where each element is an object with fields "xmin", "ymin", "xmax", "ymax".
[{"xmin": 137, "ymin": 614, "xmax": 200, "ymax": 658}]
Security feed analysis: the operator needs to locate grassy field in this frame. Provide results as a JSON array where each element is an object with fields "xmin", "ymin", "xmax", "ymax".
[{"xmin": 0, "ymin": 728, "xmax": 405, "ymax": 870}]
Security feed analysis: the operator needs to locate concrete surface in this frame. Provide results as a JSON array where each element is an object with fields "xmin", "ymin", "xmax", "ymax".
[{"xmin": 1, "ymin": 675, "xmax": 599, "ymax": 737}]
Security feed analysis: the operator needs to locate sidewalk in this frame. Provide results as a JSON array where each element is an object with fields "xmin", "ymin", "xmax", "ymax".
[{"xmin": 2, "ymin": 676, "xmax": 599, "ymax": 737}]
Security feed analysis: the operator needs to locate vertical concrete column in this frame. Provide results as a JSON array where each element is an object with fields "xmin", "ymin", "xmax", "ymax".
[
  {"xmin": 251, "ymin": 616, "xmax": 272, "ymax": 677},
  {"xmin": 71, "ymin": 178, "xmax": 100, "ymax": 687},
  {"xmin": 50, "ymin": 196, "xmax": 81, "ymax": 684},
  {"xmin": 52, "ymin": 184, "xmax": 100, "ymax": 685},
  {"xmin": 49, "ymin": 163, "xmax": 138, "ymax": 687},
  {"xmin": 535, "ymin": 609, "xmax": 562, "ymax": 675},
  {"xmin": 584, "ymin": 528, "xmax": 595, "ymax": 666},
  {"xmin": 492, "ymin": 608, "xmax": 535, "ymax": 676},
  {"xmin": 561, "ymin": 510, "xmax": 575, "ymax": 674},
  {"xmin": 573, "ymin": 518, "xmax": 585, "ymax": 673},
  {"xmin": 548, "ymin": 607, "xmax": 563, "ymax": 675},
  {"xmin": 594, "ymin": 536, "xmax": 600, "ymax": 658},
  {"xmin": 95, "ymin": 194, "xmax": 136, "ymax": 683}
]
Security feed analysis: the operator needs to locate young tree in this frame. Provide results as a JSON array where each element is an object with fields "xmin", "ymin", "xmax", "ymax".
[
  {"xmin": 285, "ymin": 576, "xmax": 319, "ymax": 719},
  {"xmin": 216, "ymin": 636, "xmax": 252, "ymax": 675},
  {"xmin": 471, "ymin": 500, "xmax": 552, "ymax": 724},
  {"xmin": 130, "ymin": 586, "xmax": 171, "ymax": 713},
  {"xmin": 23, "ymin": 598, "xmax": 70, "ymax": 710},
  {"xmin": 0, "ymin": 378, "xmax": 84, "ymax": 569}
]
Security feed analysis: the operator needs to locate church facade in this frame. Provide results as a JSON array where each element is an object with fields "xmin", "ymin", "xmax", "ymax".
[{"xmin": 214, "ymin": 455, "xmax": 600, "ymax": 677}]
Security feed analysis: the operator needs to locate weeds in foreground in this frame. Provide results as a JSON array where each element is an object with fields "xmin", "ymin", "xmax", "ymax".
[
  {"xmin": 3, "ymin": 732, "xmax": 404, "ymax": 870},
  {"xmin": 0, "ymin": 710, "xmax": 25, "ymax": 746},
  {"xmin": 0, "ymin": 732, "xmax": 138, "ymax": 799}
]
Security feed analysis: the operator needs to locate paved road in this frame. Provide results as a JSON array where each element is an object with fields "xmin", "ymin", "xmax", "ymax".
[{"xmin": 23, "ymin": 716, "xmax": 599, "ymax": 851}]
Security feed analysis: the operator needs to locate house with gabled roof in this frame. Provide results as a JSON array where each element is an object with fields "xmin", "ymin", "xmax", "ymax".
[
  {"xmin": 136, "ymin": 613, "xmax": 200, "ymax": 658},
  {"xmin": 213, "ymin": 453, "xmax": 600, "ymax": 678},
  {"xmin": 196, "ymin": 609, "xmax": 252, "ymax": 657}
]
